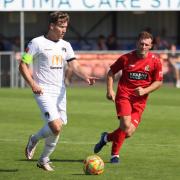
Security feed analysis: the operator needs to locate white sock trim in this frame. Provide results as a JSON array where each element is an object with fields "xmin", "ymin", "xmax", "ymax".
[
  {"xmin": 104, "ymin": 134, "xmax": 108, "ymax": 143},
  {"xmin": 111, "ymin": 155, "xmax": 119, "ymax": 159}
]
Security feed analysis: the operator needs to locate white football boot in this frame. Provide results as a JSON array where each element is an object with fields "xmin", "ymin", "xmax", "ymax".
[
  {"xmin": 25, "ymin": 135, "xmax": 38, "ymax": 160},
  {"xmin": 37, "ymin": 161, "xmax": 54, "ymax": 171}
]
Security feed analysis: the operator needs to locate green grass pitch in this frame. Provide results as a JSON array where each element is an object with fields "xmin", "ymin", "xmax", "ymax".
[{"xmin": 0, "ymin": 85, "xmax": 180, "ymax": 180}]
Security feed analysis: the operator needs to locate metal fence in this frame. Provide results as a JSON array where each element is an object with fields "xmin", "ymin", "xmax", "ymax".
[
  {"xmin": 0, "ymin": 52, "xmax": 19, "ymax": 88},
  {"xmin": 0, "ymin": 50, "xmax": 179, "ymax": 88}
]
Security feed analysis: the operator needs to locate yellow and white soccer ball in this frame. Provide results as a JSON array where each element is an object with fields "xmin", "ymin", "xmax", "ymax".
[{"xmin": 83, "ymin": 155, "xmax": 104, "ymax": 175}]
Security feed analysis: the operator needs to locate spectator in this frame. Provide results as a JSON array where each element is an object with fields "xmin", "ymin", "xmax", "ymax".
[
  {"xmin": 12, "ymin": 36, "xmax": 20, "ymax": 52},
  {"xmin": 168, "ymin": 44, "xmax": 180, "ymax": 88},
  {"xmin": 106, "ymin": 34, "xmax": 118, "ymax": 50},
  {"xmin": 153, "ymin": 35, "xmax": 169, "ymax": 50},
  {"xmin": 94, "ymin": 35, "xmax": 107, "ymax": 50}
]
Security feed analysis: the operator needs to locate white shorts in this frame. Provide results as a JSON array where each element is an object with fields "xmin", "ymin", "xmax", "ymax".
[{"xmin": 34, "ymin": 91, "xmax": 67, "ymax": 124}]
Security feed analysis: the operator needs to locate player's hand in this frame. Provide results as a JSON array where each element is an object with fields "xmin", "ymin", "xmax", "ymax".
[
  {"xmin": 86, "ymin": 77, "xmax": 99, "ymax": 85},
  {"xmin": 106, "ymin": 91, "xmax": 115, "ymax": 102},
  {"xmin": 134, "ymin": 87, "xmax": 146, "ymax": 96},
  {"xmin": 31, "ymin": 83, "xmax": 43, "ymax": 95}
]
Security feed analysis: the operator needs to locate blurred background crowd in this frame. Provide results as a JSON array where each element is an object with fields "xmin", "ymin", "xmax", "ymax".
[{"xmin": 0, "ymin": 11, "xmax": 180, "ymax": 88}]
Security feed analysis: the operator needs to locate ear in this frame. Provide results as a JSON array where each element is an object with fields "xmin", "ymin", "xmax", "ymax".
[{"xmin": 49, "ymin": 23, "xmax": 54, "ymax": 30}]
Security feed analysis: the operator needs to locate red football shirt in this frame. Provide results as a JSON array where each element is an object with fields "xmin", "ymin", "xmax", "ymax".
[{"xmin": 110, "ymin": 50, "xmax": 163, "ymax": 99}]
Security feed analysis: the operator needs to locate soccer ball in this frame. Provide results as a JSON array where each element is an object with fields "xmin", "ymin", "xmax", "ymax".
[{"xmin": 83, "ymin": 155, "xmax": 104, "ymax": 175}]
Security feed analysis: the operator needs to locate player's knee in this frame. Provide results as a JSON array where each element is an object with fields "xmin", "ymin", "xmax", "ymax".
[
  {"xmin": 125, "ymin": 127, "xmax": 135, "ymax": 138},
  {"xmin": 125, "ymin": 131, "xmax": 133, "ymax": 138},
  {"xmin": 50, "ymin": 124, "xmax": 61, "ymax": 135},
  {"xmin": 49, "ymin": 119, "xmax": 62, "ymax": 135},
  {"xmin": 121, "ymin": 123, "xmax": 131, "ymax": 131},
  {"xmin": 51, "ymin": 126, "xmax": 61, "ymax": 135}
]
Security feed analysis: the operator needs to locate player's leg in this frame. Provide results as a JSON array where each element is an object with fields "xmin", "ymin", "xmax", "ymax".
[
  {"xmin": 37, "ymin": 93, "xmax": 67, "ymax": 171},
  {"xmin": 25, "ymin": 123, "xmax": 54, "ymax": 160},
  {"xmin": 93, "ymin": 115, "xmax": 131, "ymax": 163},
  {"xmin": 117, "ymin": 99, "xmax": 146, "ymax": 159},
  {"xmin": 37, "ymin": 119, "xmax": 62, "ymax": 171},
  {"xmin": 107, "ymin": 98, "xmax": 133, "ymax": 163},
  {"xmin": 25, "ymin": 93, "xmax": 57, "ymax": 160},
  {"xmin": 94, "ymin": 98, "xmax": 131, "ymax": 161},
  {"xmin": 109, "ymin": 104, "xmax": 144, "ymax": 163},
  {"xmin": 97, "ymin": 98, "xmax": 145, "ymax": 163},
  {"xmin": 108, "ymin": 117, "xmax": 137, "ymax": 163},
  {"xmin": 25, "ymin": 93, "xmax": 66, "ymax": 171},
  {"xmin": 108, "ymin": 115, "xmax": 131, "ymax": 163}
]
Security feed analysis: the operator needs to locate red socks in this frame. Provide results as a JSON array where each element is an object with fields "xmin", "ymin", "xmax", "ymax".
[{"xmin": 107, "ymin": 128, "xmax": 126, "ymax": 155}]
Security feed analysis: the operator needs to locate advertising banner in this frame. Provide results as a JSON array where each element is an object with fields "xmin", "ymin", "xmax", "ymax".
[{"xmin": 0, "ymin": 0, "xmax": 180, "ymax": 11}]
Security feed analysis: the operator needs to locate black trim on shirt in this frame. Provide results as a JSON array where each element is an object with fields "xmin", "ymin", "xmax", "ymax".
[{"xmin": 67, "ymin": 57, "xmax": 76, "ymax": 62}]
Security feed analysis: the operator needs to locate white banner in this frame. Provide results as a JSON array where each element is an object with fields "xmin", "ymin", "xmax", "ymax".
[{"xmin": 0, "ymin": 0, "xmax": 180, "ymax": 11}]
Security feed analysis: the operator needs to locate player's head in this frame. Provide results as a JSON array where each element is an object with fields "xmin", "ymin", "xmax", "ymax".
[
  {"xmin": 136, "ymin": 31, "xmax": 153, "ymax": 58},
  {"xmin": 48, "ymin": 11, "xmax": 70, "ymax": 39}
]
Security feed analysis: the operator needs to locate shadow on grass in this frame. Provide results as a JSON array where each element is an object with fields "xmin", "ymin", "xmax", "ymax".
[
  {"xmin": 18, "ymin": 159, "xmax": 38, "ymax": 162},
  {"xmin": 52, "ymin": 159, "xmax": 83, "ymax": 163},
  {"xmin": 18, "ymin": 159, "xmax": 83, "ymax": 163},
  {"xmin": 0, "ymin": 169, "xmax": 19, "ymax": 172}
]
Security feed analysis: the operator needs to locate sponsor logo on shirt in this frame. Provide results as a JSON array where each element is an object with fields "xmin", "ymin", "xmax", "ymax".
[
  {"xmin": 50, "ymin": 66, "xmax": 62, "ymax": 69},
  {"xmin": 129, "ymin": 72, "xmax": 148, "ymax": 80},
  {"xmin": 50, "ymin": 55, "xmax": 63, "ymax": 69},
  {"xmin": 145, "ymin": 65, "xmax": 150, "ymax": 71}
]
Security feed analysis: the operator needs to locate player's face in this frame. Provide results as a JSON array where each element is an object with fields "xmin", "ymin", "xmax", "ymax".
[
  {"xmin": 136, "ymin": 38, "xmax": 152, "ymax": 57},
  {"xmin": 50, "ymin": 21, "xmax": 68, "ymax": 39}
]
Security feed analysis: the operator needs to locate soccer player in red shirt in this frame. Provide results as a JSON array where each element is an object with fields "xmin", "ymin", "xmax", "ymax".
[{"xmin": 94, "ymin": 31, "xmax": 163, "ymax": 163}]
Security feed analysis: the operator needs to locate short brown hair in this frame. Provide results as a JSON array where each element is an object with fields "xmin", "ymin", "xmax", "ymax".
[
  {"xmin": 49, "ymin": 11, "xmax": 70, "ymax": 24},
  {"xmin": 137, "ymin": 31, "xmax": 153, "ymax": 41}
]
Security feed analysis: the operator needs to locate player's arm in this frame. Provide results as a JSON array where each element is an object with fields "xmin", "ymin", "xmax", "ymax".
[
  {"xmin": 135, "ymin": 56, "xmax": 163, "ymax": 96},
  {"xmin": 19, "ymin": 60, "xmax": 43, "ymax": 95},
  {"xmin": 68, "ymin": 59, "xmax": 97, "ymax": 85},
  {"xmin": 135, "ymin": 80, "xmax": 162, "ymax": 96},
  {"xmin": 106, "ymin": 69, "xmax": 115, "ymax": 102}
]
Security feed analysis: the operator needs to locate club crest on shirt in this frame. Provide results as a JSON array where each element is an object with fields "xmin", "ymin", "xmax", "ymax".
[
  {"xmin": 62, "ymin": 47, "xmax": 66, "ymax": 52},
  {"xmin": 145, "ymin": 65, "xmax": 150, "ymax": 71}
]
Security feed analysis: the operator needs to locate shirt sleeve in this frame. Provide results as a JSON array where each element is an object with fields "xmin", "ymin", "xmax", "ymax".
[
  {"xmin": 66, "ymin": 42, "xmax": 76, "ymax": 62},
  {"xmin": 153, "ymin": 58, "xmax": 163, "ymax": 81},
  {"xmin": 22, "ymin": 39, "xmax": 38, "ymax": 64},
  {"xmin": 110, "ymin": 56, "xmax": 125, "ymax": 75}
]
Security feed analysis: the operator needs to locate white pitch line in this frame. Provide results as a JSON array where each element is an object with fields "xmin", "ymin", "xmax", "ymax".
[{"xmin": 0, "ymin": 138, "xmax": 180, "ymax": 147}]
